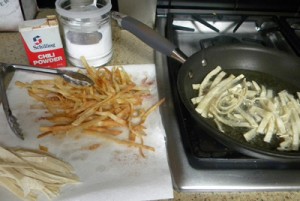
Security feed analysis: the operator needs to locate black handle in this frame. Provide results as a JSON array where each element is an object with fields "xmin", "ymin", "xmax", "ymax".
[
  {"xmin": 121, "ymin": 15, "xmax": 176, "ymax": 57},
  {"xmin": 112, "ymin": 11, "xmax": 187, "ymax": 63}
]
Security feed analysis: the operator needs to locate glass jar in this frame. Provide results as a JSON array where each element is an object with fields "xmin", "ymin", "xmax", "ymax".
[{"xmin": 55, "ymin": 0, "xmax": 113, "ymax": 67}]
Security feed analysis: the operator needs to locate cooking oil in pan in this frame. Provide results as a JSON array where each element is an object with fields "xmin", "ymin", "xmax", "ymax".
[
  {"xmin": 203, "ymin": 69, "xmax": 300, "ymax": 152},
  {"xmin": 226, "ymin": 69, "xmax": 299, "ymax": 94}
]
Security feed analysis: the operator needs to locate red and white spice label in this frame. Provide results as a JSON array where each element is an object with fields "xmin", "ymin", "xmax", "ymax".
[{"xmin": 19, "ymin": 15, "xmax": 67, "ymax": 68}]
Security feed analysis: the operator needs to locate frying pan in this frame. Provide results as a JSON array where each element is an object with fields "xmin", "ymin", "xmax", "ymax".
[{"xmin": 112, "ymin": 12, "xmax": 300, "ymax": 161}]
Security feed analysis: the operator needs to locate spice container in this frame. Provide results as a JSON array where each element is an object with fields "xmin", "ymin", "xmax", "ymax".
[
  {"xmin": 19, "ymin": 15, "xmax": 67, "ymax": 68},
  {"xmin": 55, "ymin": 0, "xmax": 113, "ymax": 67}
]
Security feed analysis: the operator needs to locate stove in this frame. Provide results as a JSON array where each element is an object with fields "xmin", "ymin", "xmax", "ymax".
[{"xmin": 154, "ymin": 0, "xmax": 300, "ymax": 191}]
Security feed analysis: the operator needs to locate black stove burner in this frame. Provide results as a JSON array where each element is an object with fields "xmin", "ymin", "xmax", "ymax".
[
  {"xmin": 199, "ymin": 35, "xmax": 240, "ymax": 49},
  {"xmin": 199, "ymin": 35, "xmax": 267, "ymax": 49},
  {"xmin": 241, "ymin": 37, "xmax": 266, "ymax": 46}
]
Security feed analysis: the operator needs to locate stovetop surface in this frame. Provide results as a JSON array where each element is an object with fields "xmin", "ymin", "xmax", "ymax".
[
  {"xmin": 168, "ymin": 11, "xmax": 300, "ymax": 167},
  {"xmin": 155, "ymin": 7, "xmax": 300, "ymax": 191}
]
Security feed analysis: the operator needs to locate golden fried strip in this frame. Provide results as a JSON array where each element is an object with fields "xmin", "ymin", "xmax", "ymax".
[
  {"xmin": 87, "ymin": 127, "xmax": 122, "ymax": 136},
  {"xmin": 141, "ymin": 98, "xmax": 166, "ymax": 123}
]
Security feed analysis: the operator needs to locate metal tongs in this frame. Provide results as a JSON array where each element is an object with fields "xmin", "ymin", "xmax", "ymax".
[{"xmin": 0, "ymin": 63, "xmax": 94, "ymax": 140}]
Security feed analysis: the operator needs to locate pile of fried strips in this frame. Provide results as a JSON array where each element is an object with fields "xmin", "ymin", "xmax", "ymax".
[{"xmin": 16, "ymin": 59, "xmax": 164, "ymax": 157}]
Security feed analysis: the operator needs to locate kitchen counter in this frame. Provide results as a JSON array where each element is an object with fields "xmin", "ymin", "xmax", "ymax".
[
  {"xmin": 1, "ymin": 9, "xmax": 300, "ymax": 201},
  {"xmin": 0, "ymin": 10, "xmax": 154, "ymax": 66}
]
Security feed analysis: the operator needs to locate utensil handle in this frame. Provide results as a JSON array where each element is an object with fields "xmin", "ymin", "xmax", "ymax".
[
  {"xmin": 10, "ymin": 64, "xmax": 58, "ymax": 74},
  {"xmin": 0, "ymin": 68, "xmax": 24, "ymax": 139},
  {"xmin": 112, "ymin": 11, "xmax": 187, "ymax": 63}
]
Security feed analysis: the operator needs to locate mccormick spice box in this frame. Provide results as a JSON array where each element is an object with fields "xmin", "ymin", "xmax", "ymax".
[{"xmin": 18, "ymin": 15, "xmax": 67, "ymax": 68}]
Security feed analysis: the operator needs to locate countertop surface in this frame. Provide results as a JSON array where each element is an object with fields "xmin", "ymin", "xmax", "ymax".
[{"xmin": 1, "ymin": 9, "xmax": 300, "ymax": 201}]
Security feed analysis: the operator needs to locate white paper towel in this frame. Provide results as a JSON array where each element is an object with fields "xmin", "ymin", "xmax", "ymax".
[{"xmin": 0, "ymin": 64, "xmax": 173, "ymax": 201}]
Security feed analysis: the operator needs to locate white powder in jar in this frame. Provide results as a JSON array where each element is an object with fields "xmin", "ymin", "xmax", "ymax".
[{"xmin": 64, "ymin": 21, "xmax": 113, "ymax": 67}]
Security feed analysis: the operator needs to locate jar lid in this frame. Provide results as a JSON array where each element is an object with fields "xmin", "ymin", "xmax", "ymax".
[{"xmin": 55, "ymin": 0, "xmax": 112, "ymax": 19}]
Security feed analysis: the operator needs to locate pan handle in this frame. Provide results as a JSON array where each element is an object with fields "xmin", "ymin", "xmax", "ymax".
[{"xmin": 111, "ymin": 11, "xmax": 187, "ymax": 63}]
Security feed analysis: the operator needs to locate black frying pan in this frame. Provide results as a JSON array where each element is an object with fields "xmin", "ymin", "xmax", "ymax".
[{"xmin": 112, "ymin": 12, "xmax": 300, "ymax": 161}]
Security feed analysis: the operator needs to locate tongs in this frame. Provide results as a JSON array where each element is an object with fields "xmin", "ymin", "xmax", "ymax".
[{"xmin": 0, "ymin": 63, "xmax": 94, "ymax": 140}]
